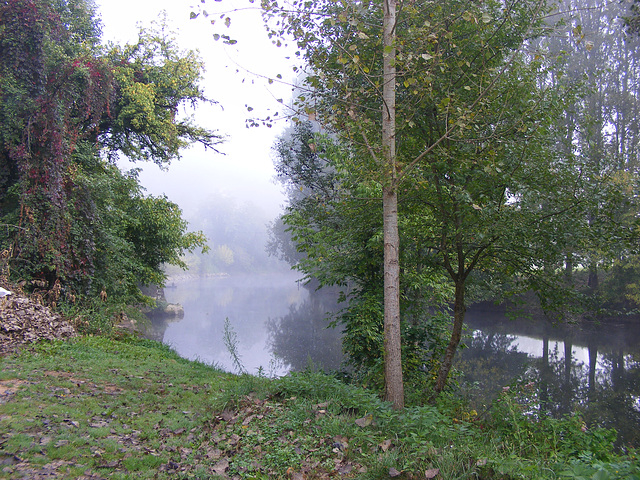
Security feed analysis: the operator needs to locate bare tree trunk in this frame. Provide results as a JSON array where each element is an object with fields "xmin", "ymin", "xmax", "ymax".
[
  {"xmin": 381, "ymin": 0, "xmax": 404, "ymax": 409},
  {"xmin": 540, "ymin": 335, "xmax": 550, "ymax": 411},
  {"xmin": 434, "ymin": 280, "xmax": 465, "ymax": 393}
]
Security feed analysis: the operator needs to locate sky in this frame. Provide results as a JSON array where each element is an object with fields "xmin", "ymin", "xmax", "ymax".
[{"xmin": 94, "ymin": 0, "xmax": 297, "ymax": 220}]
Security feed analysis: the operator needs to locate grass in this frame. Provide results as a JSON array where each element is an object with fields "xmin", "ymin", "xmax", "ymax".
[{"xmin": 1, "ymin": 333, "xmax": 639, "ymax": 479}]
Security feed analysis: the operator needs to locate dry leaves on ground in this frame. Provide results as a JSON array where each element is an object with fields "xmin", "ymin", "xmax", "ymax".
[{"xmin": 0, "ymin": 293, "xmax": 76, "ymax": 356}]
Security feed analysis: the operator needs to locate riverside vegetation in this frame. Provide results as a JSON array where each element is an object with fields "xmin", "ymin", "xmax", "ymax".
[
  {"xmin": 1, "ymin": 326, "xmax": 639, "ymax": 479},
  {"xmin": 2, "ymin": 0, "xmax": 640, "ymax": 477}
]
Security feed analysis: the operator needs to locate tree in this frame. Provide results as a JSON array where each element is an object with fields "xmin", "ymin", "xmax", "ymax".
[
  {"xmin": 533, "ymin": 0, "xmax": 640, "ymax": 309},
  {"xmin": 259, "ymin": 0, "xmax": 593, "ymax": 406},
  {"xmin": 270, "ymin": 122, "xmax": 451, "ymax": 395},
  {"xmin": 0, "ymin": 0, "xmax": 219, "ymax": 306}
]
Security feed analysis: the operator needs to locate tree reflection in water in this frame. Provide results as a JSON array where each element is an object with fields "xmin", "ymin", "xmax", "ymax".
[
  {"xmin": 148, "ymin": 275, "xmax": 640, "ymax": 448},
  {"xmin": 458, "ymin": 305, "xmax": 640, "ymax": 448},
  {"xmin": 267, "ymin": 286, "xmax": 344, "ymax": 372}
]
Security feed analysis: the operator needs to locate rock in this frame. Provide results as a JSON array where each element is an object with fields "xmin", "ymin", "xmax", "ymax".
[{"xmin": 162, "ymin": 303, "xmax": 184, "ymax": 318}]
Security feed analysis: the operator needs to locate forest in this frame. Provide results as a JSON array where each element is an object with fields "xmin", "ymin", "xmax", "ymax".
[
  {"xmin": 0, "ymin": 0, "xmax": 222, "ymax": 320},
  {"xmin": 263, "ymin": 0, "xmax": 640, "ymax": 409}
]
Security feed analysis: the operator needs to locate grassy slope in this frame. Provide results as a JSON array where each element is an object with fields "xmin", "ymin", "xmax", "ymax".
[{"xmin": 0, "ymin": 335, "xmax": 638, "ymax": 479}]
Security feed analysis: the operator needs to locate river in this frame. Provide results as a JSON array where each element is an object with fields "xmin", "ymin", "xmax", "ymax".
[{"xmin": 146, "ymin": 273, "xmax": 640, "ymax": 448}]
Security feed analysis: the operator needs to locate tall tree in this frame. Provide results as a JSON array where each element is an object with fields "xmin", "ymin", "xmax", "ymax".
[
  {"xmin": 256, "ymin": 0, "xmax": 580, "ymax": 405},
  {"xmin": 540, "ymin": 0, "xmax": 640, "ymax": 307},
  {"xmin": 380, "ymin": 0, "xmax": 404, "ymax": 408}
]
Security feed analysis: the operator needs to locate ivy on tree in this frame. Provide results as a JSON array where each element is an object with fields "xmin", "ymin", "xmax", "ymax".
[{"xmin": 0, "ymin": 0, "xmax": 219, "ymax": 308}]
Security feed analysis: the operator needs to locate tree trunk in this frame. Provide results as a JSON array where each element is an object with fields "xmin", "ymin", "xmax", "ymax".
[
  {"xmin": 434, "ymin": 279, "xmax": 465, "ymax": 393},
  {"xmin": 381, "ymin": 0, "xmax": 404, "ymax": 409},
  {"xmin": 588, "ymin": 342, "xmax": 597, "ymax": 401},
  {"xmin": 588, "ymin": 263, "xmax": 599, "ymax": 291},
  {"xmin": 383, "ymin": 187, "xmax": 404, "ymax": 408}
]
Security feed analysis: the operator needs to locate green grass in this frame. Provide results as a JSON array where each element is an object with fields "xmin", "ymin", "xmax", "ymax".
[{"xmin": 1, "ymin": 334, "xmax": 638, "ymax": 479}]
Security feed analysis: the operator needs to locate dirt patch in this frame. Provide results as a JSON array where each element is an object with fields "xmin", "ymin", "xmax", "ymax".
[
  {"xmin": 0, "ymin": 379, "xmax": 29, "ymax": 402},
  {"xmin": 0, "ymin": 292, "xmax": 76, "ymax": 356}
]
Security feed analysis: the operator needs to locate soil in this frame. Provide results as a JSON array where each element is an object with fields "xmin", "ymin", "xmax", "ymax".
[{"xmin": 0, "ymin": 289, "xmax": 77, "ymax": 357}]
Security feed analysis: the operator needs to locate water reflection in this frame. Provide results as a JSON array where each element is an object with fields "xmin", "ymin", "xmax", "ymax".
[
  {"xmin": 148, "ymin": 274, "xmax": 342, "ymax": 375},
  {"xmin": 266, "ymin": 286, "xmax": 344, "ymax": 372},
  {"xmin": 147, "ymin": 275, "xmax": 640, "ymax": 447},
  {"xmin": 459, "ymin": 304, "xmax": 640, "ymax": 448}
]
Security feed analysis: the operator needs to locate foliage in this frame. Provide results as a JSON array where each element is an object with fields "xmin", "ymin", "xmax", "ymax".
[
  {"xmin": 0, "ymin": 0, "xmax": 218, "ymax": 315},
  {"xmin": 489, "ymin": 380, "xmax": 617, "ymax": 462},
  {"xmin": 271, "ymin": 123, "xmax": 454, "ymax": 397},
  {"xmin": 264, "ymin": 0, "xmax": 637, "ymax": 404},
  {"xmin": 223, "ymin": 317, "xmax": 247, "ymax": 374},
  {"xmin": 102, "ymin": 17, "xmax": 223, "ymax": 164}
]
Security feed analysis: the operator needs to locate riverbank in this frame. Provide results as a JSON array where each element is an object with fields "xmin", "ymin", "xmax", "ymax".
[{"xmin": 1, "ymin": 334, "xmax": 638, "ymax": 479}]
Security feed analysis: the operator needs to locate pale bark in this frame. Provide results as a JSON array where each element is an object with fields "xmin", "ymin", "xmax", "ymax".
[
  {"xmin": 382, "ymin": 0, "xmax": 404, "ymax": 409},
  {"xmin": 383, "ymin": 186, "xmax": 404, "ymax": 408}
]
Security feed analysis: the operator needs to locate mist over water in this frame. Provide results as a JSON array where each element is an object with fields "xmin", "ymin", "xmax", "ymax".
[{"xmin": 151, "ymin": 273, "xmax": 344, "ymax": 376}]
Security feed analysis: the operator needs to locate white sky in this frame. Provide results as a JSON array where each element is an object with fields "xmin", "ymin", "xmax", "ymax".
[{"xmin": 94, "ymin": 0, "xmax": 297, "ymax": 219}]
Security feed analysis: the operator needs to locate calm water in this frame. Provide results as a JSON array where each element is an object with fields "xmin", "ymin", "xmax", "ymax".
[
  {"xmin": 147, "ymin": 274, "xmax": 640, "ymax": 447},
  {"xmin": 147, "ymin": 273, "xmax": 343, "ymax": 376}
]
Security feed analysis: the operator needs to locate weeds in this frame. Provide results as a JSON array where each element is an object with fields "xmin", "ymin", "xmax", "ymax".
[{"xmin": 223, "ymin": 317, "xmax": 246, "ymax": 375}]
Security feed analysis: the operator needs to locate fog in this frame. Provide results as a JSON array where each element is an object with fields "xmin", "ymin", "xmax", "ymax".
[{"xmin": 96, "ymin": 0, "xmax": 299, "ymax": 269}]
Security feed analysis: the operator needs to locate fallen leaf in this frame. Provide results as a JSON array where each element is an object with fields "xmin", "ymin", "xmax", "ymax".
[
  {"xmin": 354, "ymin": 413, "xmax": 373, "ymax": 427},
  {"xmin": 389, "ymin": 467, "xmax": 401, "ymax": 477},
  {"xmin": 220, "ymin": 410, "xmax": 235, "ymax": 422},
  {"xmin": 337, "ymin": 462, "xmax": 353, "ymax": 474},
  {"xmin": 0, "ymin": 453, "xmax": 21, "ymax": 466},
  {"xmin": 89, "ymin": 421, "xmax": 109, "ymax": 428},
  {"xmin": 96, "ymin": 460, "xmax": 119, "ymax": 469},
  {"xmin": 242, "ymin": 415, "xmax": 255, "ymax": 426},
  {"xmin": 213, "ymin": 457, "xmax": 229, "ymax": 475},
  {"xmin": 205, "ymin": 447, "xmax": 222, "ymax": 460},
  {"xmin": 425, "ymin": 468, "xmax": 440, "ymax": 478},
  {"xmin": 379, "ymin": 439, "xmax": 392, "ymax": 452}
]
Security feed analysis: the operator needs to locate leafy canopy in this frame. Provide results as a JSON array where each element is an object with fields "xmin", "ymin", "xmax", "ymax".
[{"xmin": 0, "ymin": 0, "xmax": 218, "ymax": 310}]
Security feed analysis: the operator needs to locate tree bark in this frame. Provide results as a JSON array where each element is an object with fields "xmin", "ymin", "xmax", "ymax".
[
  {"xmin": 381, "ymin": 0, "xmax": 404, "ymax": 409},
  {"xmin": 434, "ymin": 279, "xmax": 465, "ymax": 393},
  {"xmin": 383, "ymin": 186, "xmax": 404, "ymax": 408}
]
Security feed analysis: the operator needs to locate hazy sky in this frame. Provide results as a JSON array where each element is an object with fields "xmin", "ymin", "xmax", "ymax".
[{"xmin": 94, "ymin": 0, "xmax": 296, "ymax": 219}]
